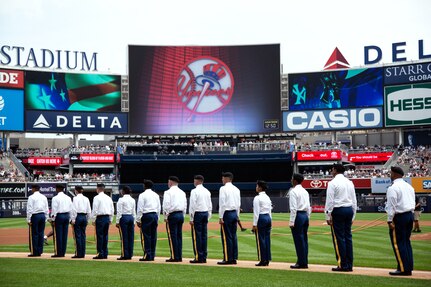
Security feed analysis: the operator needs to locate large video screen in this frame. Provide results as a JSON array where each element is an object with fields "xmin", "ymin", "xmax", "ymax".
[
  {"xmin": 25, "ymin": 71, "xmax": 121, "ymax": 112},
  {"xmin": 128, "ymin": 45, "xmax": 281, "ymax": 134},
  {"xmin": 288, "ymin": 68, "xmax": 383, "ymax": 111}
]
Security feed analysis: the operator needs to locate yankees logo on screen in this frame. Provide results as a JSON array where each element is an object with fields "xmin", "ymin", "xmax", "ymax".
[{"xmin": 176, "ymin": 56, "xmax": 234, "ymax": 122}]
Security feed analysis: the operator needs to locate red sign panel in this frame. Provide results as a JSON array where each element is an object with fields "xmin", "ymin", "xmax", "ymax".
[
  {"xmin": 296, "ymin": 150, "xmax": 341, "ymax": 161},
  {"xmin": 348, "ymin": 152, "xmax": 393, "ymax": 163},
  {"xmin": 78, "ymin": 154, "xmax": 115, "ymax": 163},
  {"xmin": 0, "ymin": 69, "xmax": 24, "ymax": 89},
  {"xmin": 28, "ymin": 157, "xmax": 62, "ymax": 166},
  {"xmin": 302, "ymin": 178, "xmax": 371, "ymax": 189}
]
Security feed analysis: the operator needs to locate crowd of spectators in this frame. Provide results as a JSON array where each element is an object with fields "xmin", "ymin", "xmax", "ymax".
[
  {"xmin": 397, "ymin": 145, "xmax": 431, "ymax": 177},
  {"xmin": 32, "ymin": 171, "xmax": 117, "ymax": 182},
  {"xmin": 0, "ymin": 153, "xmax": 26, "ymax": 182}
]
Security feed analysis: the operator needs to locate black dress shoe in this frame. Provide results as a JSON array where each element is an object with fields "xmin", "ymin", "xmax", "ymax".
[
  {"xmin": 139, "ymin": 257, "xmax": 154, "ymax": 261},
  {"xmin": 93, "ymin": 256, "xmax": 106, "ymax": 259},
  {"xmin": 332, "ymin": 267, "xmax": 352, "ymax": 272},
  {"xmin": 389, "ymin": 270, "xmax": 412, "ymax": 276},
  {"xmin": 28, "ymin": 254, "xmax": 41, "ymax": 257},
  {"xmin": 217, "ymin": 260, "xmax": 236, "ymax": 265},
  {"xmin": 51, "ymin": 255, "xmax": 64, "ymax": 258},
  {"xmin": 117, "ymin": 257, "xmax": 127, "ymax": 260},
  {"xmin": 71, "ymin": 255, "xmax": 84, "ymax": 259},
  {"xmin": 255, "ymin": 261, "xmax": 269, "ymax": 266},
  {"xmin": 290, "ymin": 264, "xmax": 308, "ymax": 269},
  {"xmin": 166, "ymin": 258, "xmax": 182, "ymax": 262},
  {"xmin": 190, "ymin": 259, "xmax": 206, "ymax": 264}
]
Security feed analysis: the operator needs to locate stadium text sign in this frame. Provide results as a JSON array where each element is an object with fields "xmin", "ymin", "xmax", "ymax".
[
  {"xmin": 0, "ymin": 45, "xmax": 98, "ymax": 71},
  {"xmin": 385, "ymin": 62, "xmax": 431, "ymax": 85},
  {"xmin": 283, "ymin": 107, "xmax": 382, "ymax": 132},
  {"xmin": 296, "ymin": 150, "xmax": 341, "ymax": 161},
  {"xmin": 385, "ymin": 84, "xmax": 431, "ymax": 127},
  {"xmin": 0, "ymin": 183, "xmax": 26, "ymax": 198}
]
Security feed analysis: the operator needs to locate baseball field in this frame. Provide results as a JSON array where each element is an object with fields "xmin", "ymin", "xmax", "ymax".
[{"xmin": 0, "ymin": 213, "xmax": 430, "ymax": 286}]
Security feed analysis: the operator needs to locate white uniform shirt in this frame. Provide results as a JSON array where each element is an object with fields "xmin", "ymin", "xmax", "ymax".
[
  {"xmin": 219, "ymin": 182, "xmax": 241, "ymax": 219},
  {"xmin": 116, "ymin": 194, "xmax": 136, "ymax": 224},
  {"xmin": 91, "ymin": 192, "xmax": 115, "ymax": 222},
  {"xmin": 325, "ymin": 174, "xmax": 357, "ymax": 221},
  {"xmin": 289, "ymin": 184, "xmax": 312, "ymax": 225},
  {"xmin": 189, "ymin": 184, "xmax": 212, "ymax": 222},
  {"xmin": 253, "ymin": 191, "xmax": 272, "ymax": 226},
  {"xmin": 70, "ymin": 193, "xmax": 91, "ymax": 223},
  {"xmin": 51, "ymin": 191, "xmax": 73, "ymax": 220},
  {"xmin": 162, "ymin": 185, "xmax": 187, "ymax": 220},
  {"xmin": 385, "ymin": 178, "xmax": 415, "ymax": 222},
  {"xmin": 26, "ymin": 191, "xmax": 49, "ymax": 223},
  {"xmin": 136, "ymin": 189, "xmax": 161, "ymax": 223}
]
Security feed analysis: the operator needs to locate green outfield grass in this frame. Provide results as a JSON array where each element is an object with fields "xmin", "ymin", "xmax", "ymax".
[
  {"xmin": 0, "ymin": 258, "xmax": 429, "ymax": 287},
  {"xmin": 1, "ymin": 213, "xmax": 430, "ymax": 270}
]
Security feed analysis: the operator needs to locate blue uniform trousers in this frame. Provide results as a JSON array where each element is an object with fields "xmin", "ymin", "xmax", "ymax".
[
  {"xmin": 390, "ymin": 211, "xmax": 414, "ymax": 273},
  {"xmin": 95, "ymin": 215, "xmax": 110, "ymax": 258},
  {"xmin": 29, "ymin": 213, "xmax": 46, "ymax": 256},
  {"xmin": 53, "ymin": 213, "xmax": 70, "ymax": 256},
  {"xmin": 331, "ymin": 206, "xmax": 354, "ymax": 270},
  {"xmin": 191, "ymin": 211, "xmax": 209, "ymax": 261},
  {"xmin": 221, "ymin": 210, "xmax": 238, "ymax": 262},
  {"xmin": 166, "ymin": 211, "xmax": 184, "ymax": 260},
  {"xmin": 255, "ymin": 214, "xmax": 272, "ymax": 262},
  {"xmin": 291, "ymin": 211, "xmax": 309, "ymax": 266},
  {"xmin": 119, "ymin": 215, "xmax": 134, "ymax": 259},
  {"xmin": 141, "ymin": 212, "xmax": 158, "ymax": 260},
  {"xmin": 73, "ymin": 214, "xmax": 87, "ymax": 257}
]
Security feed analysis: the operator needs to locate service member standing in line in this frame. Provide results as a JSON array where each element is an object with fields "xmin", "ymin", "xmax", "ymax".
[
  {"xmin": 26, "ymin": 184, "xmax": 49, "ymax": 257},
  {"xmin": 289, "ymin": 173, "xmax": 311, "ymax": 269},
  {"xmin": 385, "ymin": 166, "xmax": 415, "ymax": 276},
  {"xmin": 218, "ymin": 172, "xmax": 241, "ymax": 265},
  {"xmin": 163, "ymin": 176, "xmax": 187, "ymax": 262},
  {"xmin": 116, "ymin": 186, "xmax": 136, "ymax": 260},
  {"xmin": 91, "ymin": 183, "xmax": 114, "ymax": 259},
  {"xmin": 50, "ymin": 184, "xmax": 73, "ymax": 257},
  {"xmin": 324, "ymin": 164, "xmax": 357, "ymax": 272},
  {"xmin": 70, "ymin": 186, "xmax": 91, "ymax": 258},
  {"xmin": 189, "ymin": 175, "xmax": 212, "ymax": 264},
  {"xmin": 252, "ymin": 180, "xmax": 272, "ymax": 267},
  {"xmin": 137, "ymin": 180, "xmax": 161, "ymax": 261}
]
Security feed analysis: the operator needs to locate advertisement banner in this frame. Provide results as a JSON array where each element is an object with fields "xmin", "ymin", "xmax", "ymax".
[
  {"xmin": 371, "ymin": 177, "xmax": 413, "ymax": 193},
  {"xmin": 128, "ymin": 45, "xmax": 281, "ymax": 134},
  {"xmin": 288, "ymin": 68, "xmax": 383, "ymax": 111},
  {"xmin": 348, "ymin": 152, "xmax": 393, "ymax": 163},
  {"xmin": 296, "ymin": 150, "xmax": 341, "ymax": 161},
  {"xmin": 0, "ymin": 69, "xmax": 24, "ymax": 89},
  {"xmin": 0, "ymin": 88, "xmax": 24, "ymax": 131},
  {"xmin": 26, "ymin": 182, "xmax": 66, "ymax": 199},
  {"xmin": 385, "ymin": 82, "xmax": 431, "ymax": 127},
  {"xmin": 28, "ymin": 157, "xmax": 63, "ymax": 166},
  {"xmin": 25, "ymin": 110, "xmax": 128, "ymax": 133},
  {"xmin": 0, "ymin": 199, "xmax": 27, "ymax": 217},
  {"xmin": 283, "ymin": 107, "xmax": 383, "ymax": 132},
  {"xmin": 411, "ymin": 177, "xmax": 431, "ymax": 193},
  {"xmin": 0, "ymin": 183, "xmax": 26, "ymax": 198},
  {"xmin": 385, "ymin": 62, "xmax": 431, "ymax": 85},
  {"xmin": 25, "ymin": 71, "xmax": 121, "ymax": 111},
  {"xmin": 302, "ymin": 178, "xmax": 370, "ymax": 189},
  {"xmin": 69, "ymin": 153, "xmax": 115, "ymax": 163}
]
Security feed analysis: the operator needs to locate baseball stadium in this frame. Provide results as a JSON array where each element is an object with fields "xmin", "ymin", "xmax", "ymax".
[{"xmin": 0, "ymin": 1, "xmax": 430, "ymax": 286}]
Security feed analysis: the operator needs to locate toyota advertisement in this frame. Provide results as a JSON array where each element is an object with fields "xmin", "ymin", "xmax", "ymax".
[
  {"xmin": 302, "ymin": 178, "xmax": 370, "ymax": 189},
  {"xmin": 128, "ymin": 45, "xmax": 281, "ymax": 134}
]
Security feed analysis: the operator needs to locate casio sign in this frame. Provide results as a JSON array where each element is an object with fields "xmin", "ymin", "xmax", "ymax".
[{"xmin": 284, "ymin": 108, "xmax": 382, "ymax": 131}]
